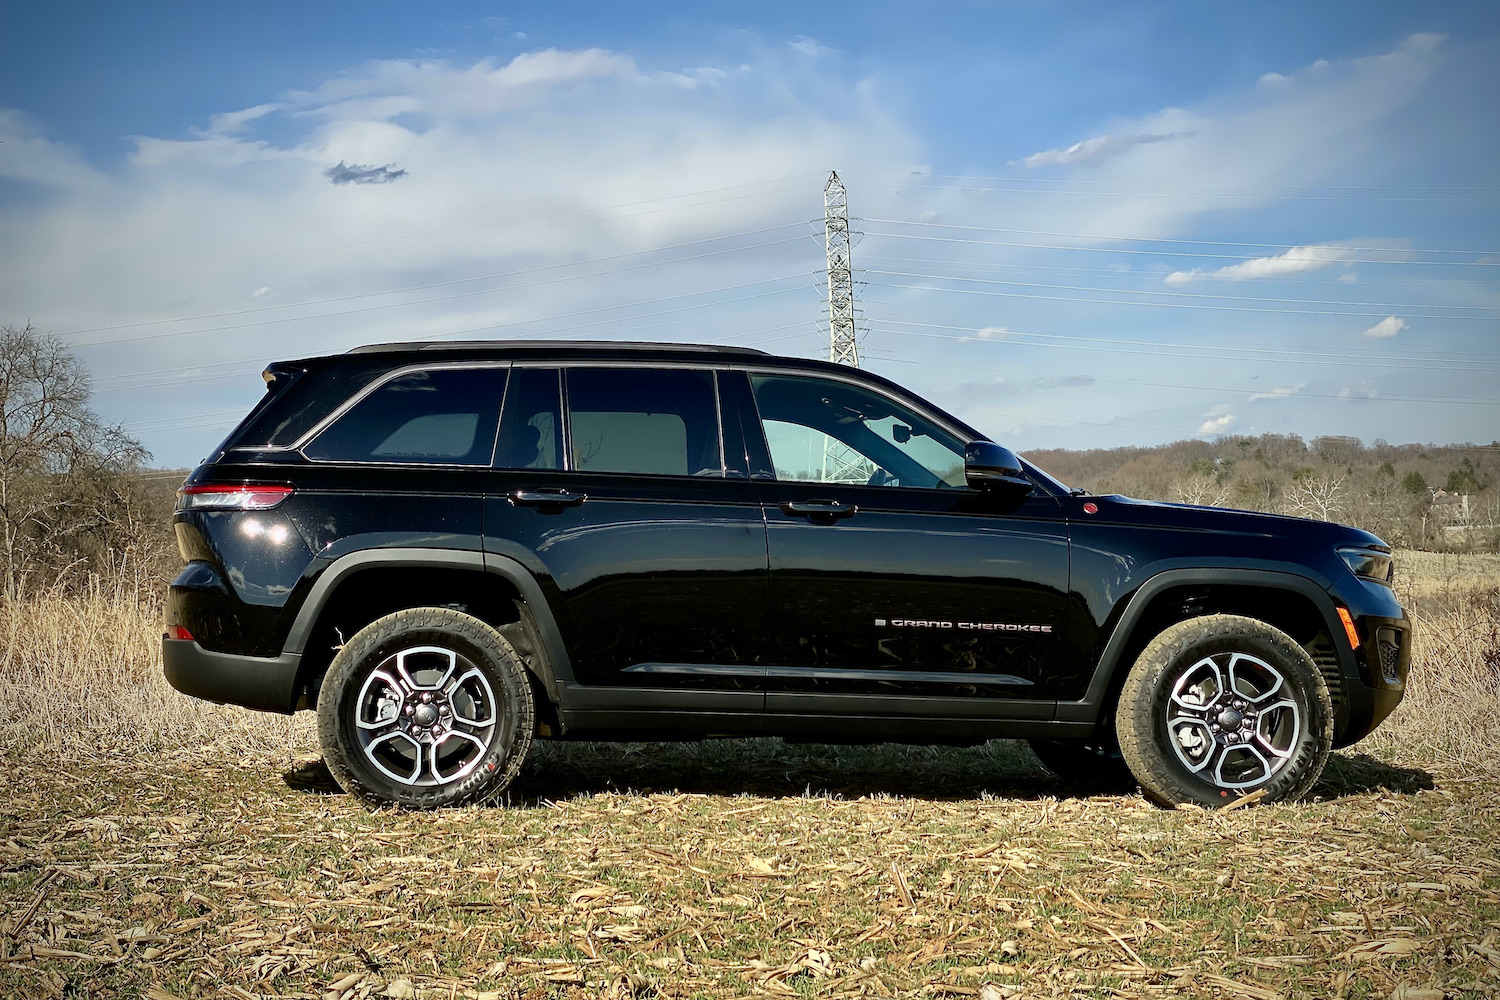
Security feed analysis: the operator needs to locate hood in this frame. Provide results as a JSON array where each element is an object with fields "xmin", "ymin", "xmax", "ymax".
[{"xmin": 1086, "ymin": 494, "xmax": 1390, "ymax": 550}]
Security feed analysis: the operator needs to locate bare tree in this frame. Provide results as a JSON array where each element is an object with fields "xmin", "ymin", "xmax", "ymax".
[
  {"xmin": 1173, "ymin": 474, "xmax": 1230, "ymax": 508},
  {"xmin": 0, "ymin": 324, "xmax": 148, "ymax": 601},
  {"xmin": 1283, "ymin": 473, "xmax": 1346, "ymax": 522}
]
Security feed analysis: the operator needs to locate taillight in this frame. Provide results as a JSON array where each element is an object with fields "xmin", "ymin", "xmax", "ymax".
[
  {"xmin": 176, "ymin": 484, "xmax": 294, "ymax": 511},
  {"xmin": 165, "ymin": 625, "xmax": 195, "ymax": 641}
]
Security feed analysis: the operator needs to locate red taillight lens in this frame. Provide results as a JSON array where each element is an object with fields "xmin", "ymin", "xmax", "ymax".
[
  {"xmin": 165, "ymin": 625, "xmax": 195, "ymax": 641},
  {"xmin": 176, "ymin": 484, "xmax": 294, "ymax": 511}
]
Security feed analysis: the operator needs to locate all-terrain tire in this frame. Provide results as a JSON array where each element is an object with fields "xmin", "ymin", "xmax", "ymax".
[
  {"xmin": 1115, "ymin": 614, "xmax": 1331, "ymax": 808},
  {"xmin": 1027, "ymin": 738, "xmax": 1137, "ymax": 793},
  {"xmin": 317, "ymin": 607, "xmax": 535, "ymax": 809}
]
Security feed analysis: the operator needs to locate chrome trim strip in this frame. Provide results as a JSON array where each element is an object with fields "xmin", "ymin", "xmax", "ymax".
[{"xmin": 623, "ymin": 663, "xmax": 1034, "ymax": 687}]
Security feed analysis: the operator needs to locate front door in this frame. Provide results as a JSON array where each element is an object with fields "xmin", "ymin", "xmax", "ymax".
[{"xmin": 737, "ymin": 371, "xmax": 1071, "ymax": 719}]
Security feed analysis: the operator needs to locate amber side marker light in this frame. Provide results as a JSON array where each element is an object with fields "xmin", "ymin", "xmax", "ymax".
[{"xmin": 1336, "ymin": 607, "xmax": 1361, "ymax": 650}]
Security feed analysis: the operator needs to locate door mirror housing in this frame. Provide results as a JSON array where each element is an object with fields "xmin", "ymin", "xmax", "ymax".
[{"xmin": 964, "ymin": 441, "xmax": 1032, "ymax": 494}]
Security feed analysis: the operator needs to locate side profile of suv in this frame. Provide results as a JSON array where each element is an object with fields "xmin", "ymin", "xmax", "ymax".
[{"xmin": 164, "ymin": 341, "xmax": 1410, "ymax": 809}]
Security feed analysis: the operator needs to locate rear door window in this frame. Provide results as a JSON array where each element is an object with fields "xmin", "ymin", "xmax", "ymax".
[
  {"xmin": 494, "ymin": 367, "xmax": 564, "ymax": 470},
  {"xmin": 303, "ymin": 367, "xmax": 507, "ymax": 465},
  {"xmin": 565, "ymin": 368, "xmax": 722, "ymax": 477}
]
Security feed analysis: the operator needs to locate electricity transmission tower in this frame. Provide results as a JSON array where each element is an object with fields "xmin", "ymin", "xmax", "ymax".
[
  {"xmin": 823, "ymin": 171, "xmax": 859, "ymax": 368},
  {"xmin": 820, "ymin": 170, "xmax": 874, "ymax": 483}
]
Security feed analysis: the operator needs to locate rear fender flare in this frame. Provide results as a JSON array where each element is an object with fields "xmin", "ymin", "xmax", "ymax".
[{"xmin": 283, "ymin": 547, "xmax": 574, "ymax": 705}]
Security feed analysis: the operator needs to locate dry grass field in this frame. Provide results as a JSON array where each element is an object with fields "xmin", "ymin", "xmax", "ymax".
[{"xmin": 1, "ymin": 552, "xmax": 1496, "ymax": 1000}]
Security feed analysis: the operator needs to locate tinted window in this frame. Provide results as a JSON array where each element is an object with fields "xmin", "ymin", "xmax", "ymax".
[
  {"xmin": 566, "ymin": 369, "xmax": 721, "ymax": 477},
  {"xmin": 304, "ymin": 368, "xmax": 506, "ymax": 465},
  {"xmin": 494, "ymin": 368, "xmax": 563, "ymax": 470},
  {"xmin": 750, "ymin": 374, "xmax": 967, "ymax": 488}
]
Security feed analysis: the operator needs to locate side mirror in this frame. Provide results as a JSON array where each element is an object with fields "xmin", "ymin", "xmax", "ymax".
[{"xmin": 964, "ymin": 441, "xmax": 1032, "ymax": 493}]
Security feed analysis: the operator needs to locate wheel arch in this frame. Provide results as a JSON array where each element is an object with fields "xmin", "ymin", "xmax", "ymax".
[
  {"xmin": 1060, "ymin": 568, "xmax": 1356, "ymax": 741},
  {"xmin": 284, "ymin": 548, "xmax": 574, "ymax": 725}
]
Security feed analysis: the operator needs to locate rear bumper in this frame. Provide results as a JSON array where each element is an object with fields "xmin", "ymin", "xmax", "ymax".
[{"xmin": 162, "ymin": 637, "xmax": 301, "ymax": 715}]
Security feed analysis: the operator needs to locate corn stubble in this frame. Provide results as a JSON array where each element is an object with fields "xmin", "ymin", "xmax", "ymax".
[{"xmin": 1, "ymin": 555, "xmax": 1496, "ymax": 1000}]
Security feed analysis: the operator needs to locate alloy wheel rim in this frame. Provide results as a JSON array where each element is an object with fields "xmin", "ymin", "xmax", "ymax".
[
  {"xmin": 1165, "ymin": 651, "xmax": 1302, "ymax": 790},
  {"xmin": 353, "ymin": 645, "xmax": 498, "ymax": 787}
]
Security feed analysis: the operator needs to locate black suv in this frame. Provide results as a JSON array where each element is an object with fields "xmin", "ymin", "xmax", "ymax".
[{"xmin": 164, "ymin": 341, "xmax": 1410, "ymax": 808}]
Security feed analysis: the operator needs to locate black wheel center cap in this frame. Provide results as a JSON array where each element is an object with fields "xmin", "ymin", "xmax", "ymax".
[
  {"xmin": 1218, "ymin": 708, "xmax": 1244, "ymax": 729},
  {"xmin": 414, "ymin": 704, "xmax": 439, "ymax": 726}
]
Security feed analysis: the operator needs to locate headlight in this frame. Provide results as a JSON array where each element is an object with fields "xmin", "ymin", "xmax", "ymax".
[{"xmin": 1338, "ymin": 545, "xmax": 1394, "ymax": 585}]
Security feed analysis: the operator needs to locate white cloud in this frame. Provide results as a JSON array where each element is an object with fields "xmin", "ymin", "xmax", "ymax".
[
  {"xmin": 975, "ymin": 327, "xmax": 1011, "ymax": 340},
  {"xmin": 0, "ymin": 109, "xmax": 108, "ymax": 189},
  {"xmin": 1339, "ymin": 381, "xmax": 1379, "ymax": 399},
  {"xmin": 1247, "ymin": 382, "xmax": 1306, "ymax": 402},
  {"xmin": 1165, "ymin": 244, "xmax": 1354, "ymax": 285},
  {"xmin": 1019, "ymin": 131, "xmax": 1193, "ymax": 169},
  {"xmin": 0, "ymin": 44, "xmax": 926, "ymax": 465},
  {"xmin": 1198, "ymin": 412, "xmax": 1237, "ymax": 435},
  {"xmin": 1361, "ymin": 315, "xmax": 1407, "ymax": 338},
  {"xmin": 788, "ymin": 36, "xmax": 832, "ymax": 58},
  {"xmin": 1337, "ymin": 271, "xmax": 1358, "ymax": 283}
]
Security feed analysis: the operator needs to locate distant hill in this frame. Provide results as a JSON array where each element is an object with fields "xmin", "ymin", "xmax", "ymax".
[{"xmin": 1023, "ymin": 434, "xmax": 1499, "ymax": 551}]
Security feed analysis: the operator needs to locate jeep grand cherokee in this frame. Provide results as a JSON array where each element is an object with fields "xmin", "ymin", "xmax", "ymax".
[{"xmin": 163, "ymin": 341, "xmax": 1410, "ymax": 808}]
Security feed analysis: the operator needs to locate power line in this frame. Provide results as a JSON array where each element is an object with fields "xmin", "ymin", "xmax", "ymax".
[
  {"xmin": 848, "ymin": 169, "xmax": 1500, "ymax": 193},
  {"xmin": 61, "ymin": 225, "xmax": 811, "ymax": 337},
  {"xmin": 860, "ymin": 218, "xmax": 1499, "ymax": 257},
  {"xmin": 863, "ymin": 328, "xmax": 1500, "ymax": 405},
  {"xmin": 858, "ymin": 253, "xmax": 1490, "ymax": 288},
  {"xmin": 76, "ymin": 173, "xmax": 826, "ymax": 278},
  {"xmin": 871, "ymin": 277, "xmax": 1500, "ymax": 321},
  {"xmin": 869, "ymin": 318, "xmax": 1500, "ymax": 370},
  {"xmin": 858, "ymin": 230, "xmax": 1500, "ymax": 267},
  {"xmin": 70, "ymin": 269, "xmax": 818, "ymax": 350},
  {"xmin": 866, "ymin": 269, "xmax": 1499, "ymax": 317},
  {"xmin": 848, "ymin": 177, "xmax": 1500, "ymax": 205}
]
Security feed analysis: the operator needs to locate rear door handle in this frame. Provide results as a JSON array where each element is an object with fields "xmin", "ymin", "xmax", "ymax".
[
  {"xmin": 510, "ymin": 489, "xmax": 586, "ymax": 507},
  {"xmin": 779, "ymin": 499, "xmax": 857, "ymax": 520}
]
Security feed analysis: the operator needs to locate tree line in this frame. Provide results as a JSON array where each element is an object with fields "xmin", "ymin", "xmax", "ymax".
[
  {"xmin": 0, "ymin": 324, "xmax": 177, "ymax": 601},
  {"xmin": 1027, "ymin": 432, "xmax": 1499, "ymax": 551}
]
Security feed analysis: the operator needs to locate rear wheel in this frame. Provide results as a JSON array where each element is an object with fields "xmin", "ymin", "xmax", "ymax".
[
  {"xmin": 317, "ymin": 607, "xmax": 535, "ymax": 809},
  {"xmin": 1116, "ymin": 614, "xmax": 1331, "ymax": 808}
]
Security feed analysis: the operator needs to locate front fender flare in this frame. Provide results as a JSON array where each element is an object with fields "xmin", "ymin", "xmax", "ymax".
[{"xmin": 1057, "ymin": 566, "xmax": 1352, "ymax": 723}]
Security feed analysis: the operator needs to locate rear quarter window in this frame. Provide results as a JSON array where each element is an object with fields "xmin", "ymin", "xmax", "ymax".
[{"xmin": 303, "ymin": 368, "xmax": 508, "ymax": 465}]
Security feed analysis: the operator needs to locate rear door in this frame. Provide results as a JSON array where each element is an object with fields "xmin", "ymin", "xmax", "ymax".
[{"xmin": 481, "ymin": 365, "xmax": 770, "ymax": 707}]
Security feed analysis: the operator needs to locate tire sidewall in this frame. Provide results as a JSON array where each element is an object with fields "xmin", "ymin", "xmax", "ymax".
[
  {"xmin": 1120, "ymin": 616, "xmax": 1332, "ymax": 808},
  {"xmin": 318, "ymin": 610, "xmax": 533, "ymax": 809}
]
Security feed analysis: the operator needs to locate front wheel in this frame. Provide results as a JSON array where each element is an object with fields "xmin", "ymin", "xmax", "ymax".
[
  {"xmin": 316, "ymin": 608, "xmax": 535, "ymax": 809},
  {"xmin": 1116, "ymin": 614, "xmax": 1331, "ymax": 808}
]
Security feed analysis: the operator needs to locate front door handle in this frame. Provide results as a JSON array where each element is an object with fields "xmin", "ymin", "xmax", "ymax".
[
  {"xmin": 779, "ymin": 499, "xmax": 857, "ymax": 520},
  {"xmin": 510, "ymin": 489, "xmax": 586, "ymax": 507}
]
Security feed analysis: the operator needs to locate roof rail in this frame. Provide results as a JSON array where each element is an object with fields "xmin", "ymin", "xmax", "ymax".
[{"xmin": 346, "ymin": 340, "xmax": 770, "ymax": 356}]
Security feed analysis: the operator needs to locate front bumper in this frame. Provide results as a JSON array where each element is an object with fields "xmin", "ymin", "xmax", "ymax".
[{"xmin": 162, "ymin": 637, "xmax": 302, "ymax": 715}]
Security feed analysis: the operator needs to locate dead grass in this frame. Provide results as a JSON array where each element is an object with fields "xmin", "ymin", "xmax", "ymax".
[
  {"xmin": 0, "ymin": 555, "xmax": 1497, "ymax": 998},
  {"xmin": 0, "ymin": 585, "xmax": 303, "ymax": 759}
]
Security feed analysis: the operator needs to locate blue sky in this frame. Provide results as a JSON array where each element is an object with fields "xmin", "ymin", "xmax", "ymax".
[{"xmin": 2, "ymin": 2, "xmax": 1496, "ymax": 469}]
